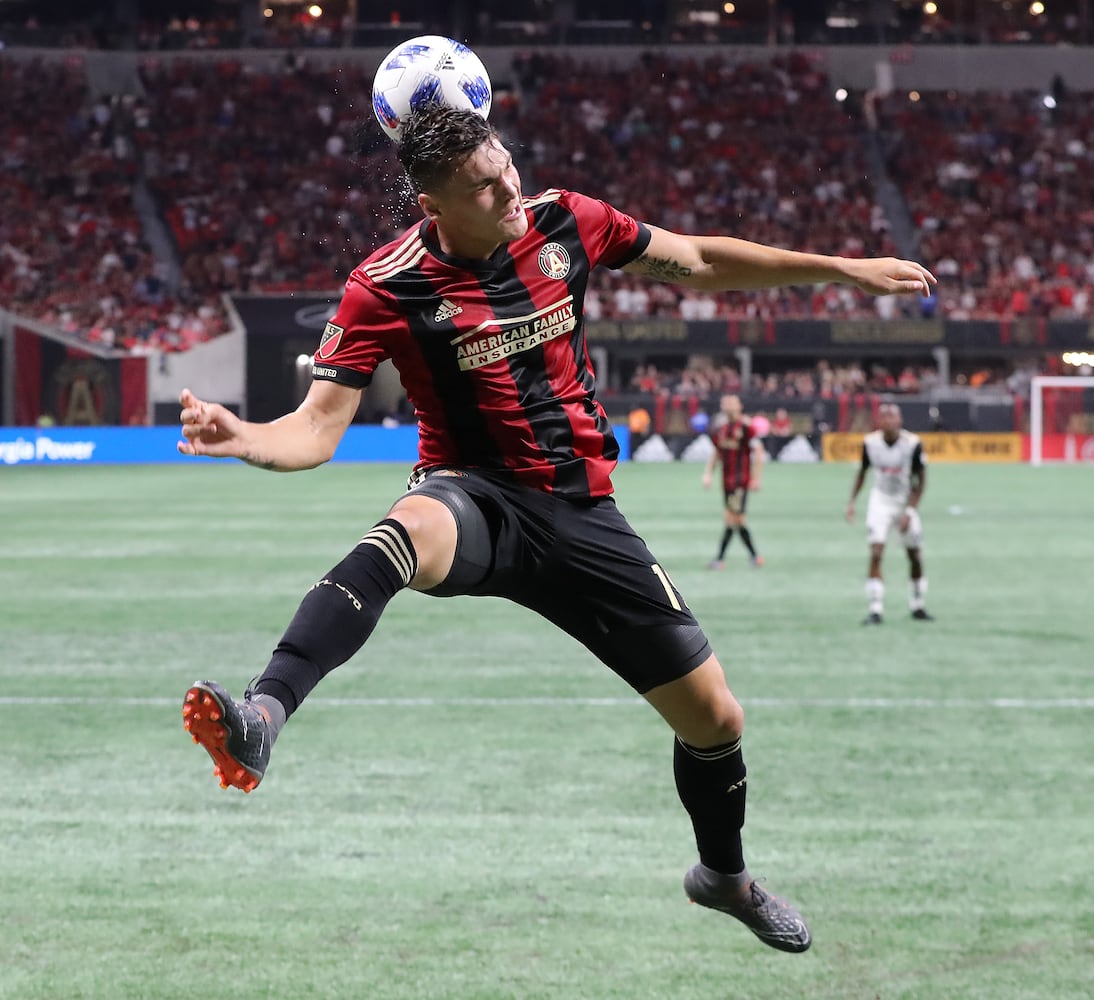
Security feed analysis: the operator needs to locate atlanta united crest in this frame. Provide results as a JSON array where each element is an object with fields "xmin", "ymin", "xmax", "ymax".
[
  {"xmin": 538, "ymin": 242, "xmax": 571, "ymax": 279},
  {"xmin": 316, "ymin": 321, "xmax": 344, "ymax": 360}
]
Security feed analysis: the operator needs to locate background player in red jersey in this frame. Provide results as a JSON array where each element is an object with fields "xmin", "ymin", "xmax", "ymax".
[
  {"xmin": 177, "ymin": 105, "xmax": 935, "ymax": 954},
  {"xmin": 702, "ymin": 394, "xmax": 765, "ymax": 569}
]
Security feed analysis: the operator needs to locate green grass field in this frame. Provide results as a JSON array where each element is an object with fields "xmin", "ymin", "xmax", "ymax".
[{"xmin": 1, "ymin": 460, "xmax": 1092, "ymax": 999}]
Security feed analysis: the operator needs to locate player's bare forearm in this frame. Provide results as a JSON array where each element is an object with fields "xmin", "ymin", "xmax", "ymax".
[
  {"xmin": 240, "ymin": 411, "xmax": 340, "ymax": 471},
  {"xmin": 846, "ymin": 470, "xmax": 866, "ymax": 519},
  {"xmin": 178, "ymin": 408, "xmax": 329, "ymax": 471},
  {"xmin": 625, "ymin": 226, "xmax": 936, "ymax": 296},
  {"xmin": 907, "ymin": 471, "xmax": 926, "ymax": 508},
  {"xmin": 178, "ymin": 381, "xmax": 359, "ymax": 471}
]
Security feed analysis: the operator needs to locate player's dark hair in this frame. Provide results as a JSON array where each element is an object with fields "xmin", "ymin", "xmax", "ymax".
[{"xmin": 397, "ymin": 104, "xmax": 498, "ymax": 193}]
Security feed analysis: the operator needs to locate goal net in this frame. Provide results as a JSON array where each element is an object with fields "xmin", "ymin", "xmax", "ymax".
[{"xmin": 1029, "ymin": 375, "xmax": 1094, "ymax": 465}]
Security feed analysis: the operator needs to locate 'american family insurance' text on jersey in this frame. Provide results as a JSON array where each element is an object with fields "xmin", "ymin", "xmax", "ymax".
[{"xmin": 313, "ymin": 189, "xmax": 651, "ymax": 498}]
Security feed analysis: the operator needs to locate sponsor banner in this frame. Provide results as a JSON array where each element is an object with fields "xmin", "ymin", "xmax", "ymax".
[
  {"xmin": 822, "ymin": 431, "xmax": 1023, "ymax": 464},
  {"xmin": 830, "ymin": 319, "xmax": 945, "ymax": 345},
  {"xmin": 0, "ymin": 424, "xmax": 632, "ymax": 466},
  {"xmin": 227, "ymin": 297, "xmax": 1094, "ymax": 353},
  {"xmin": 585, "ymin": 319, "xmax": 727, "ymax": 351},
  {"xmin": 1026, "ymin": 433, "xmax": 1094, "ymax": 462},
  {"xmin": 0, "ymin": 426, "xmax": 418, "ymax": 465}
]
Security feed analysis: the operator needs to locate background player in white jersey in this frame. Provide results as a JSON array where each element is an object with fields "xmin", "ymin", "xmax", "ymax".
[{"xmin": 844, "ymin": 403, "xmax": 934, "ymax": 624}]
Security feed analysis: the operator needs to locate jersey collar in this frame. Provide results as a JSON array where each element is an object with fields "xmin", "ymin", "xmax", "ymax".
[{"xmin": 420, "ymin": 219, "xmax": 511, "ymax": 274}]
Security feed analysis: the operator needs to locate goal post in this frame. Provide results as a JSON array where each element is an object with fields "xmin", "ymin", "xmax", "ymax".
[{"xmin": 1029, "ymin": 375, "xmax": 1094, "ymax": 465}]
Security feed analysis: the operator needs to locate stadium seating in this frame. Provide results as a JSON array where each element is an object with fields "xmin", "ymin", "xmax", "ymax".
[
  {"xmin": 2, "ymin": 46, "xmax": 1093, "ymax": 361},
  {"xmin": 876, "ymin": 88, "xmax": 1094, "ymax": 320}
]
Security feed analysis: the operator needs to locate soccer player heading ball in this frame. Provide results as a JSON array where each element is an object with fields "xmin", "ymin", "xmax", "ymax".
[{"xmin": 178, "ymin": 102, "xmax": 936, "ymax": 954}]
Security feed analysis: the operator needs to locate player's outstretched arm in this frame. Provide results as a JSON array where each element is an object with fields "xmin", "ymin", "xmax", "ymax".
[
  {"xmin": 624, "ymin": 225, "xmax": 936, "ymax": 297},
  {"xmin": 177, "ymin": 380, "xmax": 361, "ymax": 471}
]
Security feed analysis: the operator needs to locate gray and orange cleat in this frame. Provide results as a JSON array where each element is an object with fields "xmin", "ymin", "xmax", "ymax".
[
  {"xmin": 684, "ymin": 863, "xmax": 812, "ymax": 953},
  {"xmin": 182, "ymin": 680, "xmax": 271, "ymax": 792}
]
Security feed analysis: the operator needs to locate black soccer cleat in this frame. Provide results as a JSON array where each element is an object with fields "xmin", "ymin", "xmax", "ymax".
[
  {"xmin": 911, "ymin": 608, "xmax": 935, "ymax": 621},
  {"xmin": 862, "ymin": 612, "xmax": 883, "ymax": 625},
  {"xmin": 684, "ymin": 863, "xmax": 812, "ymax": 953},
  {"xmin": 182, "ymin": 680, "xmax": 271, "ymax": 792}
]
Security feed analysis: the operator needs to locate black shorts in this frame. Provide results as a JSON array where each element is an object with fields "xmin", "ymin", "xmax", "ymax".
[
  {"xmin": 723, "ymin": 486, "xmax": 749, "ymax": 515},
  {"xmin": 407, "ymin": 470, "xmax": 711, "ymax": 694}
]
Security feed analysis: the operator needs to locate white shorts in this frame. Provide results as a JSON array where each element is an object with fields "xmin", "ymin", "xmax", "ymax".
[{"xmin": 866, "ymin": 494, "xmax": 923, "ymax": 548}]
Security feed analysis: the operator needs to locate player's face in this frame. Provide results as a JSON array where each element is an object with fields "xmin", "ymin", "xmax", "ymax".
[
  {"xmin": 721, "ymin": 395, "xmax": 741, "ymax": 419},
  {"xmin": 879, "ymin": 406, "xmax": 902, "ymax": 436},
  {"xmin": 421, "ymin": 138, "xmax": 527, "ymax": 259}
]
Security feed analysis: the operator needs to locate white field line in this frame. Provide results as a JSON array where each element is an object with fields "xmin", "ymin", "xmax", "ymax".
[{"xmin": 0, "ymin": 696, "xmax": 1092, "ymax": 709}]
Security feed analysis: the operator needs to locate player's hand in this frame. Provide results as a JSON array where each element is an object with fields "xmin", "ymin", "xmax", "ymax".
[
  {"xmin": 178, "ymin": 388, "xmax": 245, "ymax": 458},
  {"xmin": 701, "ymin": 472, "xmax": 712, "ymax": 489},
  {"xmin": 844, "ymin": 502, "xmax": 856, "ymax": 523},
  {"xmin": 749, "ymin": 479, "xmax": 761, "ymax": 492},
  {"xmin": 898, "ymin": 512, "xmax": 911, "ymax": 533},
  {"xmin": 843, "ymin": 257, "xmax": 937, "ymax": 297}
]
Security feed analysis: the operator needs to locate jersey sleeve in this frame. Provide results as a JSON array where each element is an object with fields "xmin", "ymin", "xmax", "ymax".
[
  {"xmin": 560, "ymin": 190, "xmax": 651, "ymax": 270},
  {"xmin": 911, "ymin": 441, "xmax": 925, "ymax": 473},
  {"xmin": 310, "ymin": 275, "xmax": 396, "ymax": 389}
]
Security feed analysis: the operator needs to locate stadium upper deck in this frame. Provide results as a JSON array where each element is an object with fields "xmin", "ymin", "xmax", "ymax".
[{"xmin": 1, "ymin": 0, "xmax": 1092, "ymax": 50}]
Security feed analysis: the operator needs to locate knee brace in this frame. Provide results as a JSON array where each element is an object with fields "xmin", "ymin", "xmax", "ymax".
[{"xmin": 406, "ymin": 477, "xmax": 494, "ymax": 596}]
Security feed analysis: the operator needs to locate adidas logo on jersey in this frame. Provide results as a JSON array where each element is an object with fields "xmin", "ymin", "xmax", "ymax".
[{"xmin": 434, "ymin": 298, "xmax": 462, "ymax": 322}]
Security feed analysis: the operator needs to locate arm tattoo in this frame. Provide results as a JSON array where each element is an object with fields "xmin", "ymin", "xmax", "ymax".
[
  {"xmin": 634, "ymin": 253, "xmax": 693, "ymax": 283},
  {"xmin": 241, "ymin": 451, "xmax": 280, "ymax": 471}
]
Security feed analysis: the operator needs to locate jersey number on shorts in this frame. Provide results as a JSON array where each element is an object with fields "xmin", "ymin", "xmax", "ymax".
[{"xmin": 651, "ymin": 563, "xmax": 683, "ymax": 611}]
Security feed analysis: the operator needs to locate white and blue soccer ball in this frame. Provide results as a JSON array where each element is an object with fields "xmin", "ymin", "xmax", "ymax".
[{"xmin": 371, "ymin": 35, "xmax": 492, "ymax": 143}]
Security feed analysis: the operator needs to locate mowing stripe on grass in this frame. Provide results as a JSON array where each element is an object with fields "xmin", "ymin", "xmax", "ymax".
[{"xmin": 1, "ymin": 696, "xmax": 1091, "ymax": 709}]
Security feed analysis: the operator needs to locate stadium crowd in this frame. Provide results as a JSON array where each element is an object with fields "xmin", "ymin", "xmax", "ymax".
[
  {"xmin": 135, "ymin": 57, "xmax": 392, "ymax": 297},
  {"xmin": 3, "ymin": 47, "xmax": 1094, "ymax": 357},
  {"xmin": 0, "ymin": 57, "xmax": 228, "ymax": 352},
  {"xmin": 876, "ymin": 86, "xmax": 1094, "ymax": 321},
  {"xmin": 625, "ymin": 359, "xmax": 945, "ymax": 401},
  {"xmin": 5, "ymin": 2, "xmax": 1091, "ymax": 51},
  {"xmin": 512, "ymin": 51, "xmax": 899, "ymax": 321}
]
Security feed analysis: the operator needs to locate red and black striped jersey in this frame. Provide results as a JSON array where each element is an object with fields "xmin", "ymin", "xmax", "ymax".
[
  {"xmin": 312, "ymin": 188, "xmax": 651, "ymax": 497},
  {"xmin": 712, "ymin": 419, "xmax": 757, "ymax": 491}
]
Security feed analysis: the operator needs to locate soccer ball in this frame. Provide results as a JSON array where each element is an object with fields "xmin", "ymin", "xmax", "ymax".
[{"xmin": 371, "ymin": 35, "xmax": 492, "ymax": 143}]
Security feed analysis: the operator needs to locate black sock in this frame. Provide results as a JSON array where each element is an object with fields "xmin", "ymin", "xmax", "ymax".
[
  {"xmin": 738, "ymin": 526, "xmax": 757, "ymax": 558},
  {"xmin": 673, "ymin": 736, "xmax": 747, "ymax": 875},
  {"xmin": 717, "ymin": 527, "xmax": 734, "ymax": 559},
  {"xmin": 254, "ymin": 519, "xmax": 417, "ymax": 717}
]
